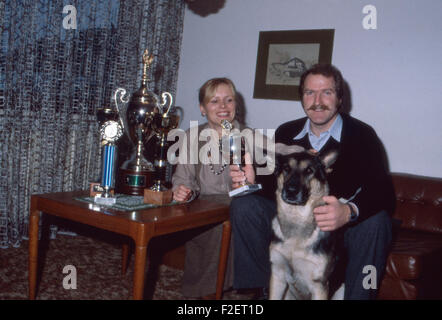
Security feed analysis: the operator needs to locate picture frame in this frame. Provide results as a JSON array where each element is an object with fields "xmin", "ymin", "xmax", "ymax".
[{"xmin": 253, "ymin": 29, "xmax": 334, "ymax": 101}]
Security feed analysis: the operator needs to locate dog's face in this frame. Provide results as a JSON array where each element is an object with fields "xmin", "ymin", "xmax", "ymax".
[{"xmin": 275, "ymin": 143, "xmax": 337, "ymax": 206}]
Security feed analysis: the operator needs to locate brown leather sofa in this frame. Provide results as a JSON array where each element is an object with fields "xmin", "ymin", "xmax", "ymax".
[{"xmin": 378, "ymin": 172, "xmax": 442, "ymax": 300}]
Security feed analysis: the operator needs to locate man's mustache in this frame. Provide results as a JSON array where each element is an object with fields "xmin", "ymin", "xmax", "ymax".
[{"xmin": 308, "ymin": 105, "xmax": 330, "ymax": 111}]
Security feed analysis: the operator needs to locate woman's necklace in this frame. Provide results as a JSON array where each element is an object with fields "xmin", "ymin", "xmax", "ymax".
[{"xmin": 207, "ymin": 139, "xmax": 228, "ymax": 175}]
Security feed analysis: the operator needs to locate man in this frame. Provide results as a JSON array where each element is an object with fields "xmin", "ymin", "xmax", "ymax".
[{"xmin": 229, "ymin": 64, "xmax": 395, "ymax": 299}]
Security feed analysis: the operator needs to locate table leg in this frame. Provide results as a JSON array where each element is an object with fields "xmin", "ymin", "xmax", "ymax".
[
  {"xmin": 132, "ymin": 240, "xmax": 150, "ymax": 300},
  {"xmin": 216, "ymin": 220, "xmax": 231, "ymax": 300},
  {"xmin": 28, "ymin": 207, "xmax": 40, "ymax": 300}
]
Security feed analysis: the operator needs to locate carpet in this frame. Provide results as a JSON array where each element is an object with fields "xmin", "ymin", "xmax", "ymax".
[{"xmin": 0, "ymin": 224, "xmax": 251, "ymax": 300}]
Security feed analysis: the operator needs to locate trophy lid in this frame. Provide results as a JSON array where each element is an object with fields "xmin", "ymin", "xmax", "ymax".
[
  {"xmin": 128, "ymin": 49, "xmax": 160, "ymax": 110},
  {"xmin": 130, "ymin": 86, "xmax": 159, "ymax": 106}
]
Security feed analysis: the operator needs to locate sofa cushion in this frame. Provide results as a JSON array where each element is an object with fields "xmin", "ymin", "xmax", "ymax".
[
  {"xmin": 377, "ymin": 276, "xmax": 419, "ymax": 300},
  {"xmin": 386, "ymin": 229, "xmax": 442, "ymax": 280},
  {"xmin": 392, "ymin": 173, "xmax": 442, "ymax": 234},
  {"xmin": 394, "ymin": 200, "xmax": 442, "ymax": 234}
]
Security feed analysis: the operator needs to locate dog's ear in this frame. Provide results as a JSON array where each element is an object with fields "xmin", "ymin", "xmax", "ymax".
[
  {"xmin": 275, "ymin": 143, "xmax": 304, "ymax": 155},
  {"xmin": 274, "ymin": 143, "xmax": 304, "ymax": 176},
  {"xmin": 319, "ymin": 149, "xmax": 338, "ymax": 171}
]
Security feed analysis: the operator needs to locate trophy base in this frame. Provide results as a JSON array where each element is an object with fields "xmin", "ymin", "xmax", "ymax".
[
  {"xmin": 89, "ymin": 182, "xmax": 114, "ymax": 197},
  {"xmin": 94, "ymin": 195, "xmax": 117, "ymax": 205},
  {"xmin": 228, "ymin": 183, "xmax": 262, "ymax": 198},
  {"xmin": 144, "ymin": 188, "xmax": 173, "ymax": 205},
  {"xmin": 116, "ymin": 168, "xmax": 153, "ymax": 196}
]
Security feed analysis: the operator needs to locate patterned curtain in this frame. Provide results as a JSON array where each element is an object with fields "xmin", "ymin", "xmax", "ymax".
[{"xmin": 0, "ymin": 0, "xmax": 186, "ymax": 248}]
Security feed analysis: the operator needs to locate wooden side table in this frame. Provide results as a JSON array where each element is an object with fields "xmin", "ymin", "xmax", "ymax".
[{"xmin": 28, "ymin": 191, "xmax": 231, "ymax": 300}]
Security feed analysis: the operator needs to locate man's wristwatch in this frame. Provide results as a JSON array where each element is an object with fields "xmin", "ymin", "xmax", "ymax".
[{"xmin": 348, "ymin": 203, "xmax": 358, "ymax": 222}]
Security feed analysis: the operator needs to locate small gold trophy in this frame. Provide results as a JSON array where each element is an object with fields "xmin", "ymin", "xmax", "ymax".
[{"xmin": 143, "ymin": 95, "xmax": 180, "ymax": 205}]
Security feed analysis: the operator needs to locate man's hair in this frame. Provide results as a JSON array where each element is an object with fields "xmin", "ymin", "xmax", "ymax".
[
  {"xmin": 298, "ymin": 64, "xmax": 344, "ymax": 102},
  {"xmin": 198, "ymin": 77, "xmax": 237, "ymax": 106}
]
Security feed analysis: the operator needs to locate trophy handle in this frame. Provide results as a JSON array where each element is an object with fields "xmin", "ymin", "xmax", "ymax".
[
  {"xmin": 160, "ymin": 92, "xmax": 173, "ymax": 117},
  {"xmin": 113, "ymin": 88, "xmax": 129, "ymax": 130}
]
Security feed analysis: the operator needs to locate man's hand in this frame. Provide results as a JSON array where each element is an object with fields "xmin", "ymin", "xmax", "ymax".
[
  {"xmin": 173, "ymin": 184, "xmax": 193, "ymax": 202},
  {"xmin": 313, "ymin": 196, "xmax": 351, "ymax": 231},
  {"xmin": 229, "ymin": 152, "xmax": 255, "ymax": 189}
]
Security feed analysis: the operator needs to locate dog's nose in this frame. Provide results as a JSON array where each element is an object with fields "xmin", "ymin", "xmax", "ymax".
[{"xmin": 282, "ymin": 188, "xmax": 306, "ymax": 206}]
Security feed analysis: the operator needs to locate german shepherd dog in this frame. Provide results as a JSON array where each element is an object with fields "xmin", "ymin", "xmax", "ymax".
[{"xmin": 269, "ymin": 143, "xmax": 339, "ymax": 300}]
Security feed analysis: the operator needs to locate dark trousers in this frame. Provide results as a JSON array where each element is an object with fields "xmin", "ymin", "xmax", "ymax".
[
  {"xmin": 230, "ymin": 194, "xmax": 392, "ymax": 300},
  {"xmin": 342, "ymin": 209, "xmax": 392, "ymax": 299}
]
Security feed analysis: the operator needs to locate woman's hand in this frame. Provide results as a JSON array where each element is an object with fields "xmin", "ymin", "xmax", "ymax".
[
  {"xmin": 173, "ymin": 184, "xmax": 193, "ymax": 202},
  {"xmin": 229, "ymin": 152, "xmax": 255, "ymax": 189}
]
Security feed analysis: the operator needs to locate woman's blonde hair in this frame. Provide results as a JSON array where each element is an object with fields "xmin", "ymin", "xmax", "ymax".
[{"xmin": 198, "ymin": 77, "xmax": 236, "ymax": 106}]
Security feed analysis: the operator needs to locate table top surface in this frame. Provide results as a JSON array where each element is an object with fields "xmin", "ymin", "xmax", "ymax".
[{"xmin": 32, "ymin": 190, "xmax": 232, "ymax": 226}]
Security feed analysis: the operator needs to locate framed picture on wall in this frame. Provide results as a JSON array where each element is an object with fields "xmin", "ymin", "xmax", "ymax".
[{"xmin": 253, "ymin": 29, "xmax": 334, "ymax": 101}]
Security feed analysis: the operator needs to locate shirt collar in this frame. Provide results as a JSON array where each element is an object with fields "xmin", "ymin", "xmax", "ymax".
[{"xmin": 294, "ymin": 114, "xmax": 343, "ymax": 142}]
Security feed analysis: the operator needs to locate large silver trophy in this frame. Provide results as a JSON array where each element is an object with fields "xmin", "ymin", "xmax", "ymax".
[
  {"xmin": 114, "ymin": 49, "xmax": 173, "ymax": 196},
  {"xmin": 220, "ymin": 120, "xmax": 262, "ymax": 197},
  {"xmin": 92, "ymin": 107, "xmax": 124, "ymax": 204}
]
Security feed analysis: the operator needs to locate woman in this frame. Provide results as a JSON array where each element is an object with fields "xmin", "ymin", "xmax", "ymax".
[{"xmin": 172, "ymin": 77, "xmax": 251, "ymax": 298}]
